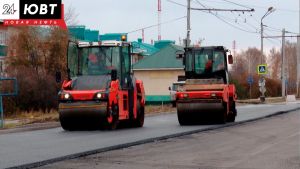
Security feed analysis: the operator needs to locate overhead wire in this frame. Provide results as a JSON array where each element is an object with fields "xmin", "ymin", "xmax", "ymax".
[
  {"xmin": 194, "ymin": 0, "xmax": 258, "ymax": 34},
  {"xmin": 198, "ymin": 0, "xmax": 299, "ymax": 13},
  {"xmin": 166, "ymin": 0, "xmax": 186, "ymax": 7},
  {"xmin": 194, "ymin": 0, "xmax": 285, "ymax": 49},
  {"xmin": 127, "ymin": 16, "xmax": 186, "ymax": 34},
  {"xmin": 166, "ymin": 0, "xmax": 295, "ymax": 43},
  {"xmin": 264, "ymin": 31, "xmax": 281, "ymax": 44},
  {"xmin": 220, "ymin": 0, "xmax": 253, "ymax": 10}
]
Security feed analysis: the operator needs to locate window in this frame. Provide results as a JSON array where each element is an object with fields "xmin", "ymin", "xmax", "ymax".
[
  {"xmin": 67, "ymin": 44, "xmax": 122, "ymax": 77},
  {"xmin": 185, "ymin": 52, "xmax": 193, "ymax": 72},
  {"xmin": 122, "ymin": 46, "xmax": 130, "ymax": 75},
  {"xmin": 67, "ymin": 43, "xmax": 78, "ymax": 77},
  {"xmin": 212, "ymin": 51, "xmax": 225, "ymax": 71},
  {"xmin": 195, "ymin": 49, "xmax": 212, "ymax": 74}
]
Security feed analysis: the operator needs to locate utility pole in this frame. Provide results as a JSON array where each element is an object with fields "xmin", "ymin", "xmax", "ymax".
[
  {"xmin": 186, "ymin": 0, "xmax": 191, "ymax": 47},
  {"xmin": 260, "ymin": 21, "xmax": 264, "ymax": 63},
  {"xmin": 248, "ymin": 57, "xmax": 252, "ymax": 99},
  {"xmin": 282, "ymin": 29, "xmax": 286, "ymax": 98},
  {"xmin": 158, "ymin": 0, "xmax": 162, "ymax": 41},
  {"xmin": 297, "ymin": 0, "xmax": 300, "ymax": 97}
]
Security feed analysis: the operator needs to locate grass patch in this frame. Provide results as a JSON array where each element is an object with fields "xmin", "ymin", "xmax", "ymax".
[
  {"xmin": 146, "ymin": 104, "xmax": 176, "ymax": 114},
  {"xmin": 4, "ymin": 109, "xmax": 59, "ymax": 129}
]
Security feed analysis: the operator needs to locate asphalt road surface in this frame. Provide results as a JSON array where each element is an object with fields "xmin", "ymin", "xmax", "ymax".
[
  {"xmin": 40, "ymin": 107, "xmax": 300, "ymax": 169},
  {"xmin": 0, "ymin": 103, "xmax": 300, "ymax": 169}
]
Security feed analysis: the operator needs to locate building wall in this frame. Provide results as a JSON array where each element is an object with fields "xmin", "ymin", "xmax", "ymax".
[{"xmin": 133, "ymin": 69, "xmax": 184, "ymax": 101}]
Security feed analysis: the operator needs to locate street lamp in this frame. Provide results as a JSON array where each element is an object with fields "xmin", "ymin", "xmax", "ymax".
[
  {"xmin": 260, "ymin": 7, "xmax": 275, "ymax": 63},
  {"xmin": 259, "ymin": 7, "xmax": 275, "ymax": 102}
]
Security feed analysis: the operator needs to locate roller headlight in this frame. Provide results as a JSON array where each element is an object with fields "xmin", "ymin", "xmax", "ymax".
[
  {"xmin": 64, "ymin": 93, "xmax": 70, "ymax": 99},
  {"xmin": 96, "ymin": 93, "xmax": 102, "ymax": 99},
  {"xmin": 94, "ymin": 92, "xmax": 106, "ymax": 100},
  {"xmin": 58, "ymin": 92, "xmax": 72, "ymax": 101}
]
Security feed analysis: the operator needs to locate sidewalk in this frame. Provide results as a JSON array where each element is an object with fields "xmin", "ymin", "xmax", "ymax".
[{"xmin": 237, "ymin": 97, "xmax": 286, "ymax": 104}]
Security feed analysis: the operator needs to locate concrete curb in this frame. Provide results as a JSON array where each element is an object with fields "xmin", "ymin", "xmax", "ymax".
[
  {"xmin": 6, "ymin": 106, "xmax": 300, "ymax": 169},
  {"xmin": 236, "ymin": 97, "xmax": 285, "ymax": 104}
]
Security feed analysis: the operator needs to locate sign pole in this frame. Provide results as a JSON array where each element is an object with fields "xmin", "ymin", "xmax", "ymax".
[
  {"xmin": 282, "ymin": 29, "xmax": 286, "ymax": 98},
  {"xmin": 250, "ymin": 83, "xmax": 252, "ymax": 99},
  {"xmin": 0, "ymin": 96, "xmax": 3, "ymax": 128},
  {"xmin": 0, "ymin": 77, "xmax": 18, "ymax": 128}
]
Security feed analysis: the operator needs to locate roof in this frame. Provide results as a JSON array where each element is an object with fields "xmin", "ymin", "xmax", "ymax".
[
  {"xmin": 133, "ymin": 44, "xmax": 184, "ymax": 70},
  {"xmin": 68, "ymin": 26, "xmax": 99, "ymax": 41},
  {"xmin": 154, "ymin": 40, "xmax": 175, "ymax": 49},
  {"xmin": 186, "ymin": 46, "xmax": 226, "ymax": 51},
  {"xmin": 76, "ymin": 41, "xmax": 130, "ymax": 47},
  {"xmin": 99, "ymin": 33, "xmax": 127, "ymax": 41},
  {"xmin": 131, "ymin": 39, "xmax": 159, "ymax": 56}
]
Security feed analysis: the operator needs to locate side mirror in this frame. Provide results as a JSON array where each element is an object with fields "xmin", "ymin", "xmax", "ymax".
[
  {"xmin": 55, "ymin": 71, "xmax": 61, "ymax": 83},
  {"xmin": 168, "ymin": 86, "xmax": 171, "ymax": 91},
  {"xmin": 228, "ymin": 54, "xmax": 233, "ymax": 64},
  {"xmin": 111, "ymin": 69, "xmax": 117, "ymax": 81}
]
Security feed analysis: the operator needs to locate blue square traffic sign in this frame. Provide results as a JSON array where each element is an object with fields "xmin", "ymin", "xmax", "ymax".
[{"xmin": 257, "ymin": 64, "xmax": 267, "ymax": 75}]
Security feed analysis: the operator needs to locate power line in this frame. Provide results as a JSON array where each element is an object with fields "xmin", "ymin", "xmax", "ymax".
[
  {"xmin": 264, "ymin": 25, "xmax": 299, "ymax": 35},
  {"xmin": 248, "ymin": 4, "xmax": 299, "ymax": 13},
  {"xmin": 217, "ymin": 12, "xmax": 260, "ymax": 33},
  {"xmin": 264, "ymin": 32, "xmax": 281, "ymax": 44},
  {"xmin": 198, "ymin": 0, "xmax": 299, "ymax": 13},
  {"xmin": 194, "ymin": 0, "xmax": 258, "ymax": 34},
  {"xmin": 127, "ymin": 16, "xmax": 186, "ymax": 34},
  {"xmin": 166, "ymin": 0, "xmax": 186, "ymax": 7},
  {"xmin": 246, "ymin": 22, "xmax": 259, "ymax": 32},
  {"xmin": 264, "ymin": 35, "xmax": 300, "ymax": 38},
  {"xmin": 167, "ymin": 0, "xmax": 266, "ymax": 35},
  {"xmin": 213, "ymin": 13, "xmax": 258, "ymax": 34},
  {"xmin": 191, "ymin": 0, "xmax": 254, "ymax": 12},
  {"xmin": 220, "ymin": 0, "xmax": 253, "ymax": 10},
  {"xmin": 190, "ymin": 7, "xmax": 254, "ymax": 12}
]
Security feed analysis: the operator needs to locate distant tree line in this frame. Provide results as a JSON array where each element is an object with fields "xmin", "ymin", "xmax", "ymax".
[
  {"xmin": 3, "ymin": 27, "xmax": 68, "ymax": 114},
  {"xmin": 230, "ymin": 42, "xmax": 297, "ymax": 99}
]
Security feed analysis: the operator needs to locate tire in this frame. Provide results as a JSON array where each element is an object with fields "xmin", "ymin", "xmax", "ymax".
[
  {"xmin": 177, "ymin": 111, "xmax": 189, "ymax": 125},
  {"xmin": 133, "ymin": 100, "xmax": 144, "ymax": 127},
  {"xmin": 59, "ymin": 115, "xmax": 73, "ymax": 131},
  {"xmin": 216, "ymin": 103, "xmax": 227, "ymax": 124},
  {"xmin": 177, "ymin": 103, "xmax": 190, "ymax": 125}
]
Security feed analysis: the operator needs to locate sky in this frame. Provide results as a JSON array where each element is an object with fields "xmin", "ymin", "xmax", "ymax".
[{"xmin": 62, "ymin": 0, "xmax": 299, "ymax": 52}]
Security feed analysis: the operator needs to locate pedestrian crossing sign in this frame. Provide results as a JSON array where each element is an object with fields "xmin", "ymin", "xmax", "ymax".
[{"xmin": 257, "ymin": 64, "xmax": 267, "ymax": 74}]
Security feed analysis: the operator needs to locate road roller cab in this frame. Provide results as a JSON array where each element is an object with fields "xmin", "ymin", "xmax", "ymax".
[
  {"xmin": 176, "ymin": 46, "xmax": 237, "ymax": 125},
  {"xmin": 57, "ymin": 40, "xmax": 145, "ymax": 130}
]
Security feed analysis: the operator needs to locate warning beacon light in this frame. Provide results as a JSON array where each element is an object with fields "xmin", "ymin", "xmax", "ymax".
[{"xmin": 121, "ymin": 35, "xmax": 126, "ymax": 41}]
